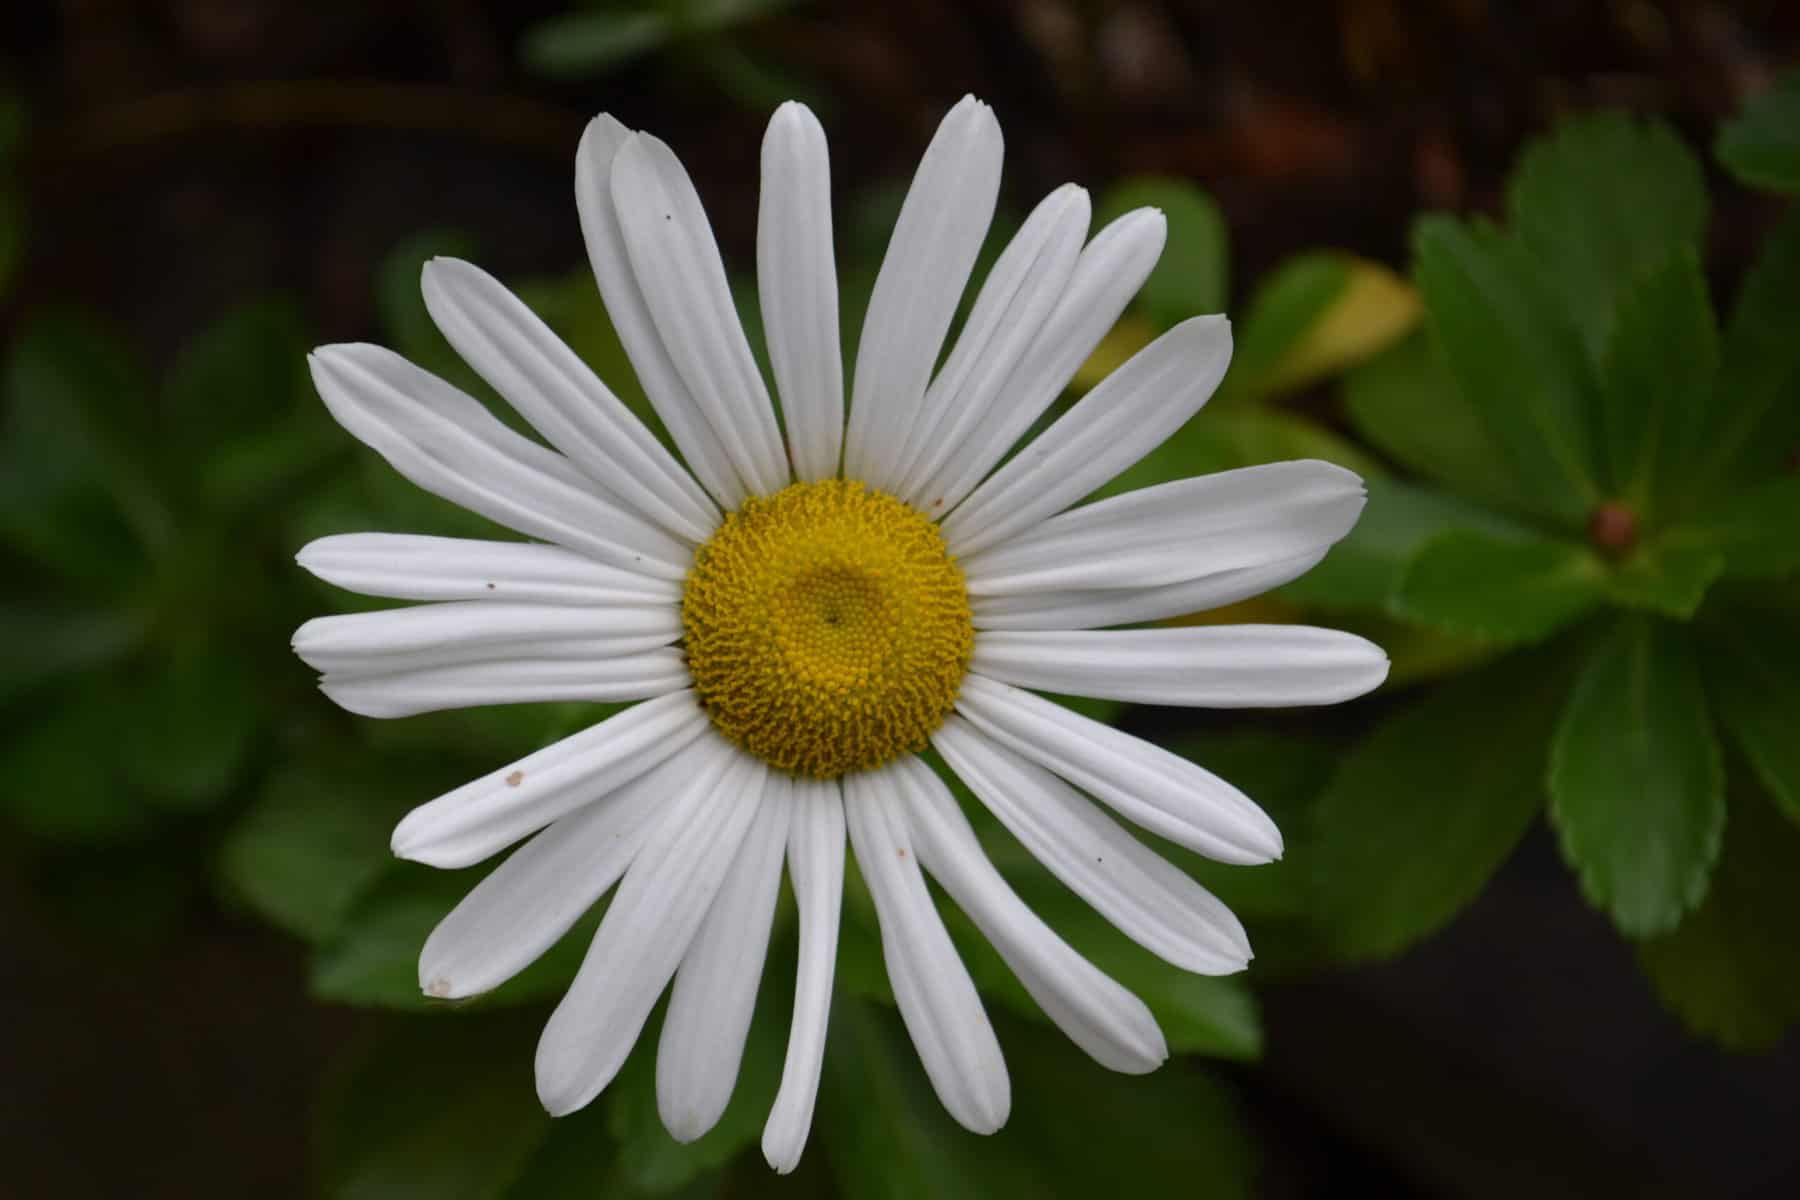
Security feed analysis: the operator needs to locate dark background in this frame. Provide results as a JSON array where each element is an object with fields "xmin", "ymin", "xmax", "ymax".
[{"xmin": 3, "ymin": 3, "xmax": 1797, "ymax": 1196}]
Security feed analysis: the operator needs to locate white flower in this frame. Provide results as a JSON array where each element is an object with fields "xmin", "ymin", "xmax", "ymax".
[{"xmin": 293, "ymin": 95, "xmax": 1387, "ymax": 1173}]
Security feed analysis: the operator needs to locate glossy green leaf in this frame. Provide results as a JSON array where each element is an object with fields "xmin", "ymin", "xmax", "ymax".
[
  {"xmin": 1703, "ymin": 605, "xmax": 1800, "ymax": 824},
  {"xmin": 1506, "ymin": 112, "xmax": 1708, "ymax": 360},
  {"xmin": 1393, "ymin": 528, "xmax": 1604, "ymax": 644},
  {"xmin": 1342, "ymin": 327, "xmax": 1531, "ymax": 515},
  {"xmin": 219, "ymin": 757, "xmax": 436, "ymax": 943},
  {"xmin": 1602, "ymin": 540, "xmax": 1724, "ymax": 620},
  {"xmin": 1223, "ymin": 252, "xmax": 1349, "ymax": 398},
  {"xmin": 1413, "ymin": 217, "xmax": 1600, "ymax": 528},
  {"xmin": 1598, "ymin": 250, "xmax": 1716, "ymax": 515},
  {"xmin": 1096, "ymin": 177, "xmax": 1227, "ymax": 326},
  {"xmin": 316, "ymin": 1014, "xmax": 550, "ymax": 1200},
  {"xmin": 1305, "ymin": 654, "xmax": 1561, "ymax": 960},
  {"xmin": 1671, "ymin": 476, "xmax": 1800, "ymax": 580},
  {"xmin": 1716, "ymin": 70, "xmax": 1800, "ymax": 193},
  {"xmin": 1549, "ymin": 616, "xmax": 1724, "ymax": 937},
  {"xmin": 1692, "ymin": 209, "xmax": 1800, "ymax": 501},
  {"xmin": 1279, "ymin": 476, "xmax": 1523, "ymax": 613},
  {"xmin": 115, "ymin": 648, "xmax": 263, "ymax": 812},
  {"xmin": 1639, "ymin": 773, "xmax": 1800, "ymax": 1049}
]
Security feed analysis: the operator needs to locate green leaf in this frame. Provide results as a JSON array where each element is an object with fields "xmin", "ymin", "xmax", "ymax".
[
  {"xmin": 519, "ymin": 10, "xmax": 672, "ymax": 77},
  {"xmin": 164, "ymin": 298, "xmax": 310, "ymax": 455},
  {"xmin": 1393, "ymin": 528, "xmax": 1604, "ymax": 644},
  {"xmin": 1304, "ymin": 654, "xmax": 1562, "ymax": 960},
  {"xmin": 1549, "ymin": 616, "xmax": 1724, "ymax": 937},
  {"xmin": 1223, "ymin": 252, "xmax": 1349, "ymax": 397},
  {"xmin": 0, "ymin": 606, "xmax": 144, "ymax": 704},
  {"xmin": 1279, "ymin": 476, "xmax": 1524, "ymax": 613},
  {"xmin": 1638, "ymin": 773, "xmax": 1800, "ymax": 1049},
  {"xmin": 1670, "ymin": 476, "xmax": 1800, "ymax": 579},
  {"xmin": 219, "ymin": 757, "xmax": 434, "ymax": 943},
  {"xmin": 1703, "ymin": 604, "xmax": 1800, "ymax": 824},
  {"xmin": 115, "ymin": 647, "xmax": 263, "ymax": 812},
  {"xmin": 1412, "ymin": 217, "xmax": 1601, "ymax": 527},
  {"xmin": 316, "ymin": 1013, "xmax": 550, "ymax": 1200},
  {"xmin": 604, "ymin": 994, "xmax": 786, "ymax": 1193},
  {"xmin": 1598, "ymin": 250, "xmax": 1717, "ymax": 516},
  {"xmin": 1342, "ymin": 328, "xmax": 1533, "ymax": 516},
  {"xmin": 311, "ymin": 863, "xmax": 598, "ymax": 1010},
  {"xmin": 1096, "ymin": 177, "xmax": 1227, "ymax": 327},
  {"xmin": 1602, "ymin": 540, "xmax": 1724, "ymax": 619},
  {"xmin": 821, "ymin": 1001, "xmax": 1254, "ymax": 1200},
  {"xmin": 0, "ymin": 687, "xmax": 149, "ymax": 843},
  {"xmin": 1506, "ymin": 112, "xmax": 1709, "ymax": 360},
  {"xmin": 1716, "ymin": 70, "xmax": 1800, "ymax": 193},
  {"xmin": 1693, "ymin": 209, "xmax": 1800, "ymax": 500}
]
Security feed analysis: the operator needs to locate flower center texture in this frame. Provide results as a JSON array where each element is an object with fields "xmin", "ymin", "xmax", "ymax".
[{"xmin": 682, "ymin": 479, "xmax": 974, "ymax": 778}]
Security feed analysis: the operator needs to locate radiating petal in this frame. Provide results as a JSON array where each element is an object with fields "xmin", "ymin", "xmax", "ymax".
[
  {"xmin": 319, "ymin": 647, "xmax": 689, "ymax": 718},
  {"xmin": 657, "ymin": 773, "xmax": 792, "ymax": 1143},
  {"xmin": 576, "ymin": 115, "xmax": 743, "ymax": 506},
  {"xmin": 893, "ymin": 755, "xmax": 1167, "ymax": 1073},
  {"xmin": 894, "ymin": 184, "xmax": 1089, "ymax": 504},
  {"xmin": 913, "ymin": 208, "xmax": 1166, "ymax": 517},
  {"xmin": 934, "ymin": 716, "xmax": 1252, "ymax": 973},
  {"xmin": 942, "ymin": 315, "xmax": 1233, "ymax": 558},
  {"xmin": 969, "ymin": 550, "xmax": 1326, "ymax": 631},
  {"xmin": 843, "ymin": 95, "xmax": 1003, "ymax": 492},
  {"xmin": 955, "ymin": 674, "xmax": 1282, "ymax": 865},
  {"xmin": 293, "ymin": 600, "xmax": 680, "ymax": 676},
  {"xmin": 420, "ymin": 257, "xmax": 719, "ymax": 542},
  {"xmin": 612, "ymin": 133, "xmax": 789, "ymax": 498},
  {"xmin": 536, "ymin": 739, "xmax": 765, "ymax": 1116},
  {"xmin": 297, "ymin": 533, "xmax": 678, "ymax": 607},
  {"xmin": 844, "ymin": 766, "xmax": 1009, "ymax": 1134},
  {"xmin": 417, "ymin": 753, "xmax": 682, "ymax": 999},
  {"xmin": 758, "ymin": 101, "xmax": 843, "ymax": 483},
  {"xmin": 960, "ymin": 460, "xmax": 1365, "ymax": 596},
  {"xmin": 762, "ymin": 777, "xmax": 845, "ymax": 1174},
  {"xmin": 971, "ymin": 626, "xmax": 1390, "ymax": 708},
  {"xmin": 308, "ymin": 344, "xmax": 691, "ymax": 579},
  {"xmin": 390, "ymin": 690, "xmax": 709, "ymax": 869}
]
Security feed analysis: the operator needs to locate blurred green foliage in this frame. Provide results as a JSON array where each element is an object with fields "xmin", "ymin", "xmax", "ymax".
[{"xmin": 5, "ymin": 64, "xmax": 1800, "ymax": 1199}]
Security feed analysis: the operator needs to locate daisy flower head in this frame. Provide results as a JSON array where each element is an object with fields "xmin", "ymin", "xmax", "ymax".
[{"xmin": 293, "ymin": 95, "xmax": 1388, "ymax": 1172}]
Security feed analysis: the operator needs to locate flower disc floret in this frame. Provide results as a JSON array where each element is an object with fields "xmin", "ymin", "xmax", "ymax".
[{"xmin": 682, "ymin": 479, "xmax": 973, "ymax": 777}]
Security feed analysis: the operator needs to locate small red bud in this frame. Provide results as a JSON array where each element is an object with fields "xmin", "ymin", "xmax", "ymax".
[{"xmin": 1587, "ymin": 501, "xmax": 1639, "ymax": 558}]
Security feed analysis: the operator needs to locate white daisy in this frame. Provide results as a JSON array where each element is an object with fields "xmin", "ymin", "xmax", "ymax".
[{"xmin": 293, "ymin": 95, "xmax": 1387, "ymax": 1172}]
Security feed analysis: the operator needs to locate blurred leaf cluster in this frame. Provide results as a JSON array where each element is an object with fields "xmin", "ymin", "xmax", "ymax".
[{"xmin": 5, "ymin": 59, "xmax": 1800, "ymax": 1197}]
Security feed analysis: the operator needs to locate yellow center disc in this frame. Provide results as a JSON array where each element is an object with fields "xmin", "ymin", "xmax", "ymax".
[{"xmin": 681, "ymin": 479, "xmax": 974, "ymax": 778}]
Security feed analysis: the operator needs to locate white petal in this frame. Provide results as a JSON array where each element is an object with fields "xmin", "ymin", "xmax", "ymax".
[
  {"xmin": 420, "ymin": 257, "xmax": 719, "ymax": 542},
  {"xmin": 955, "ymin": 674, "xmax": 1282, "ymax": 866},
  {"xmin": 970, "ymin": 550, "xmax": 1328, "ymax": 631},
  {"xmin": 657, "ymin": 772, "xmax": 792, "ymax": 1143},
  {"xmin": 912, "ymin": 208, "xmax": 1166, "ymax": 517},
  {"xmin": 319, "ymin": 648, "xmax": 689, "ymax": 718},
  {"xmin": 758, "ymin": 102, "xmax": 843, "ymax": 483},
  {"xmin": 576, "ymin": 115, "xmax": 744, "ymax": 507},
  {"xmin": 844, "ymin": 765, "xmax": 1010, "ymax": 1135},
  {"xmin": 308, "ymin": 344, "xmax": 691, "ymax": 579},
  {"xmin": 292, "ymin": 600, "xmax": 679, "ymax": 675},
  {"xmin": 296, "ymin": 533, "xmax": 678, "ymax": 606},
  {"xmin": 894, "ymin": 184, "xmax": 1090, "ymax": 505},
  {"xmin": 972, "ymin": 626, "xmax": 1390, "ymax": 708},
  {"xmin": 933, "ymin": 716, "xmax": 1252, "ymax": 974},
  {"xmin": 762, "ymin": 777, "xmax": 845, "ymax": 1174},
  {"xmin": 417, "ymin": 753, "xmax": 681, "ymax": 999},
  {"xmin": 390, "ymin": 690, "xmax": 708, "ymax": 868},
  {"xmin": 843, "ymin": 96, "xmax": 1003, "ymax": 492},
  {"xmin": 611, "ymin": 133, "xmax": 789, "ymax": 499},
  {"xmin": 893, "ymin": 755, "xmax": 1167, "ymax": 1073},
  {"xmin": 536, "ymin": 740, "xmax": 765, "ymax": 1116},
  {"xmin": 961, "ymin": 460, "xmax": 1366, "ymax": 596},
  {"xmin": 942, "ymin": 315, "xmax": 1233, "ymax": 558}
]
